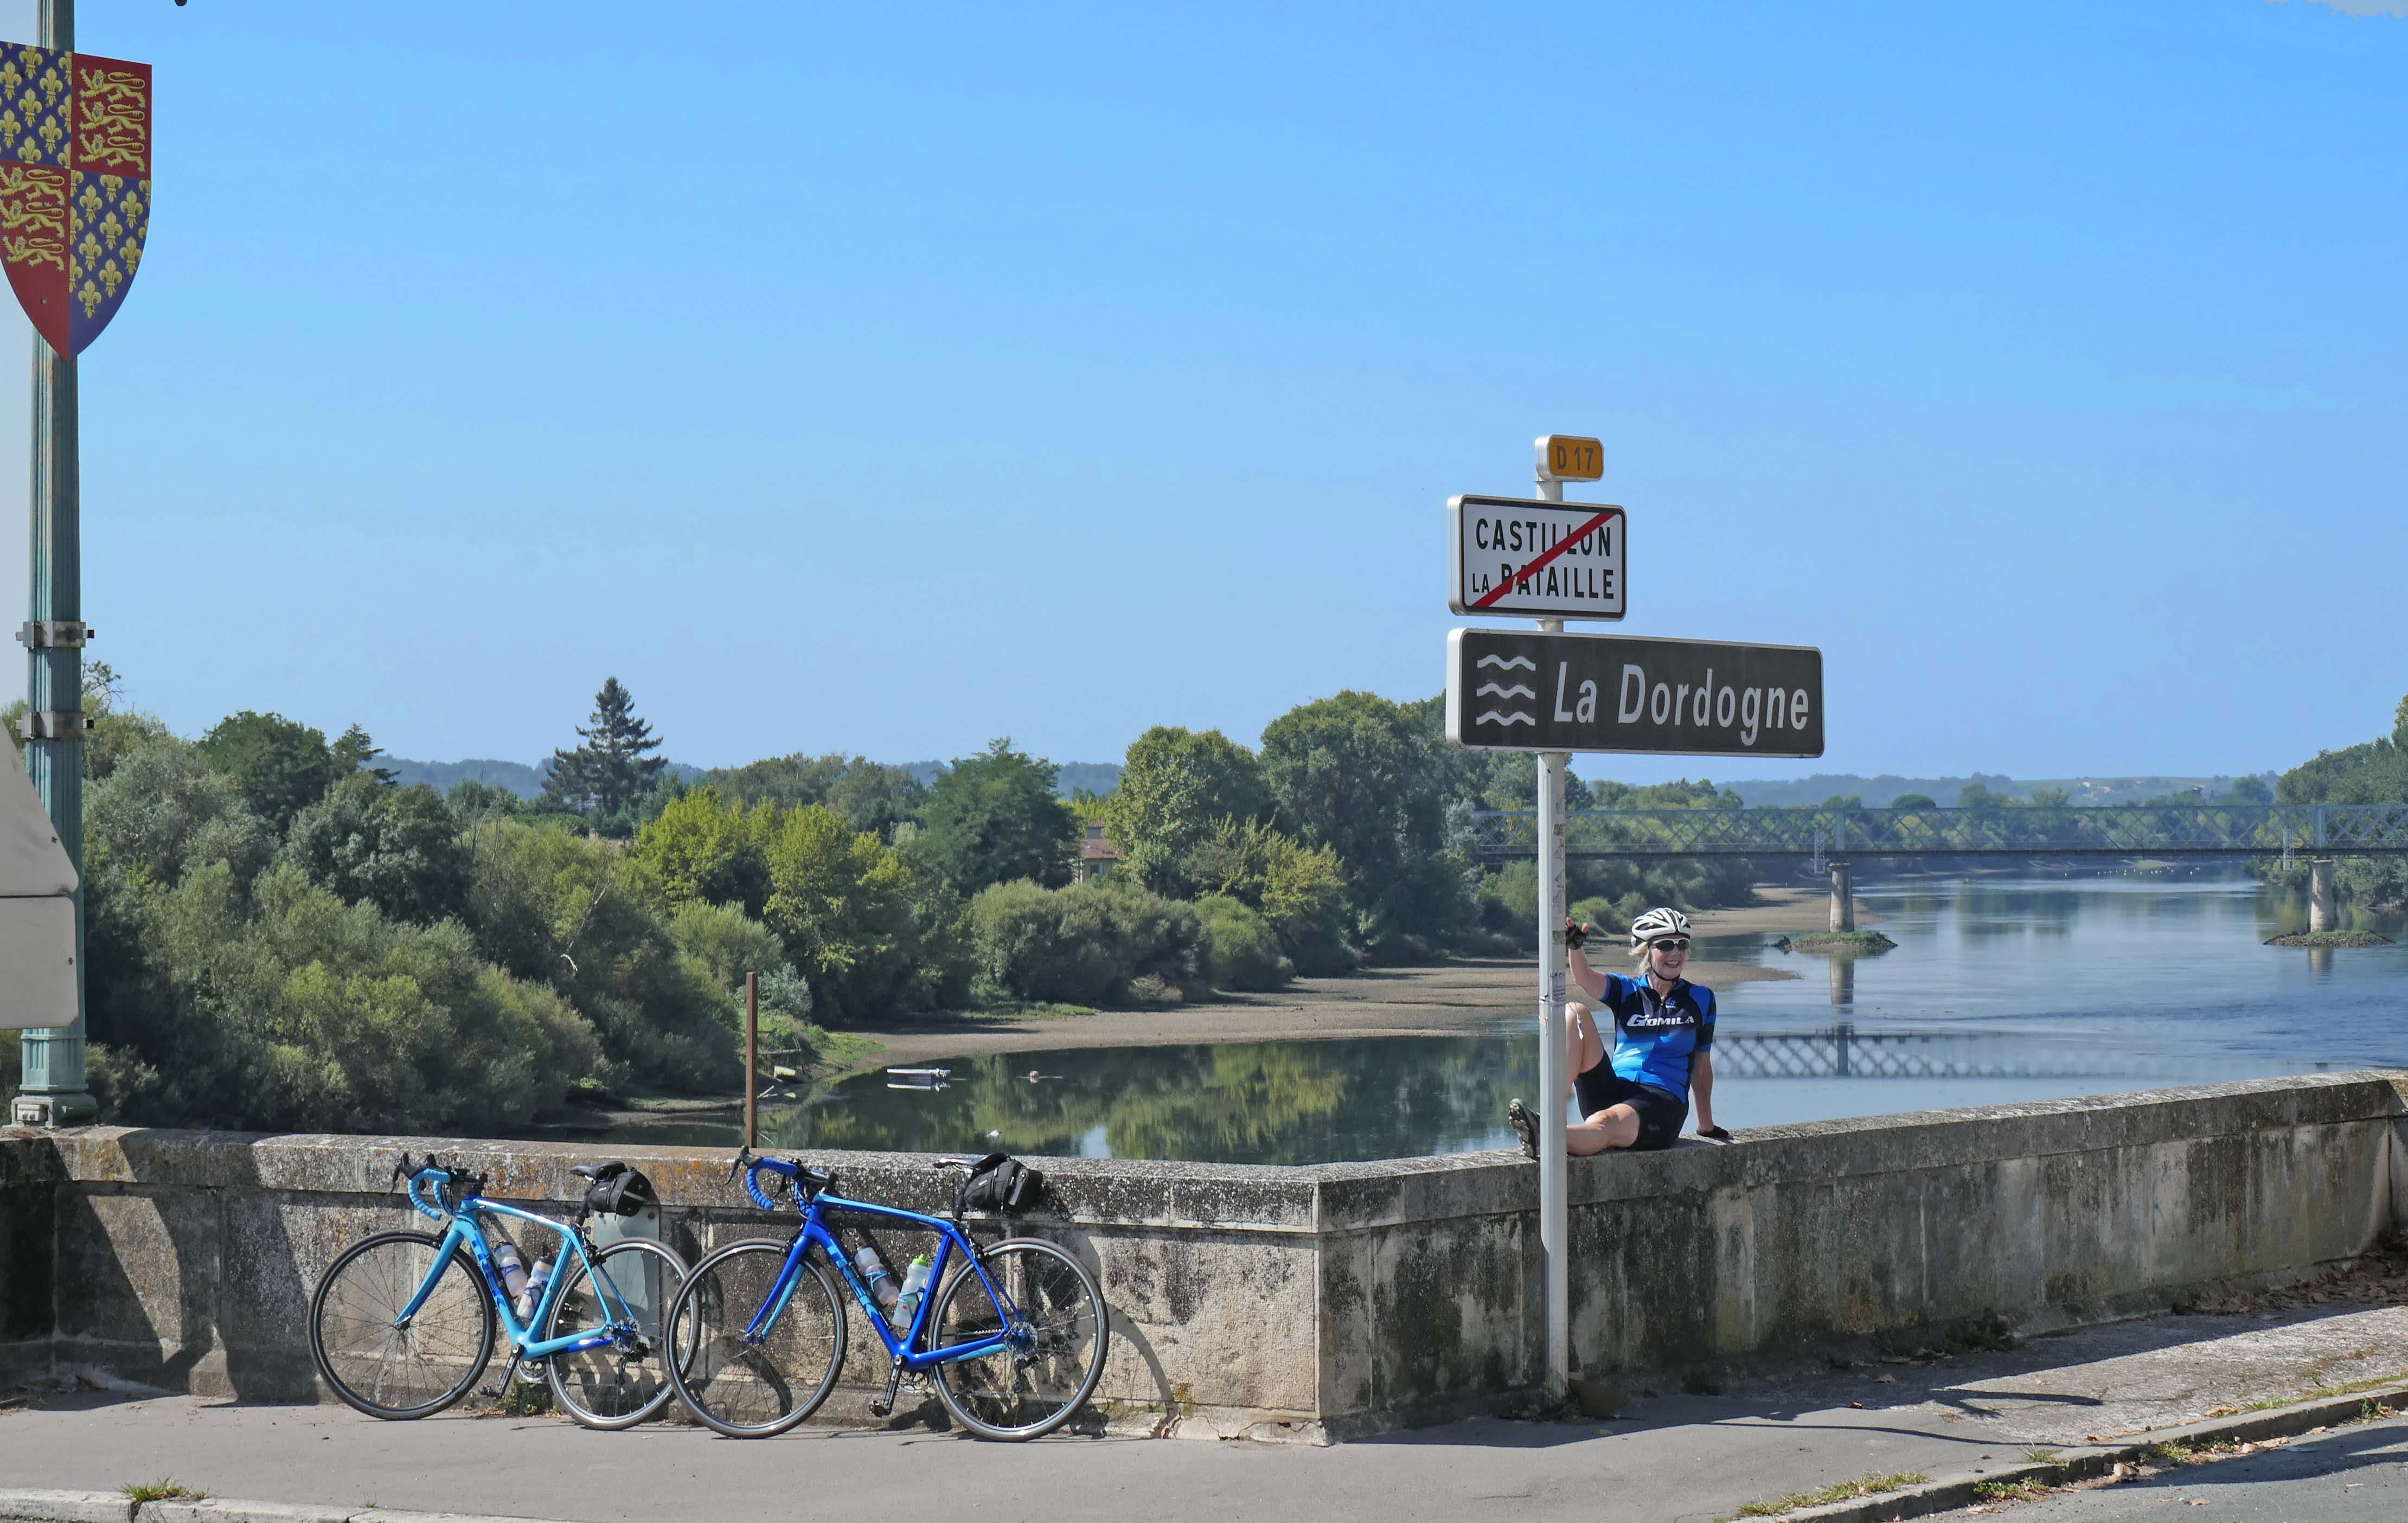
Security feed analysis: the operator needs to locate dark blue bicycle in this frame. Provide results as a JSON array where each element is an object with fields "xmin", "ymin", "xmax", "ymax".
[{"xmin": 664, "ymin": 1149, "xmax": 1107, "ymax": 1441}]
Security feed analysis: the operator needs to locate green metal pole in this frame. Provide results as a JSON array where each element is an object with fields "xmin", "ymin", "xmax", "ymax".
[{"xmin": 14, "ymin": 0, "xmax": 95, "ymax": 1128}]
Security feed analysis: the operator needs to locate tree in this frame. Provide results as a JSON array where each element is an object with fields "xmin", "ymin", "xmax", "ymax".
[
  {"xmin": 1890, "ymin": 794, "xmax": 1938, "ymax": 809},
  {"xmin": 625, "ymin": 788, "xmax": 772, "ymax": 918},
  {"xmin": 1259, "ymin": 691, "xmax": 1464, "ymax": 957},
  {"xmin": 332, "ymin": 724, "xmax": 400, "ymax": 785},
  {"xmin": 703, "ymin": 752, "xmax": 925, "ymax": 837},
  {"xmin": 541, "ymin": 677, "xmax": 667, "ymax": 827},
  {"xmin": 912, "ymin": 738, "xmax": 1079, "ymax": 895},
  {"xmin": 197, "ymin": 711, "xmax": 342, "ymax": 834},
  {"xmin": 280, "ymin": 775, "xmax": 473, "ymax": 926},
  {"xmin": 1181, "ymin": 816, "xmax": 1353, "ymax": 974},
  {"xmin": 1100, "ymin": 726, "xmax": 1273, "ymax": 894},
  {"xmin": 763, "ymin": 804, "xmax": 924, "ymax": 1020}
]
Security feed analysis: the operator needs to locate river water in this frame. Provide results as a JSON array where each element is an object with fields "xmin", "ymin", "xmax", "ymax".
[{"xmin": 635, "ymin": 872, "xmax": 2408, "ymax": 1166}]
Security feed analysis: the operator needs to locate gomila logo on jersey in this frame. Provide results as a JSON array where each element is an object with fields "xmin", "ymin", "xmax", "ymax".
[{"xmin": 0, "ymin": 42, "xmax": 152, "ymax": 356}]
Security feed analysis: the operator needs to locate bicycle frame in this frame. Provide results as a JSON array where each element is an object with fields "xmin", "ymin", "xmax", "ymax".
[
  {"xmin": 399, "ymin": 1196, "xmax": 642, "ymax": 1362},
  {"xmin": 752, "ymin": 1191, "xmax": 1019, "ymax": 1371}
]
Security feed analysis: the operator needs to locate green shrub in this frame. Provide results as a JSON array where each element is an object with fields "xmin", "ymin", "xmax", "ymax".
[
  {"xmin": 1197, "ymin": 894, "xmax": 1290, "ymax": 990},
  {"xmin": 969, "ymin": 879, "xmax": 1209, "ymax": 1006}
]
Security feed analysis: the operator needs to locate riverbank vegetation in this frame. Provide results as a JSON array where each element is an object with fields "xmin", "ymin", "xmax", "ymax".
[
  {"xmin": 1, "ymin": 672, "xmax": 1763, "ymax": 1134},
  {"xmin": 2258, "ymin": 690, "xmax": 2408, "ymax": 912}
]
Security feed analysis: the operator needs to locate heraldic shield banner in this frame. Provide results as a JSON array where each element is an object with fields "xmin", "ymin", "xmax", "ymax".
[{"xmin": 0, "ymin": 43, "xmax": 151, "ymax": 357}]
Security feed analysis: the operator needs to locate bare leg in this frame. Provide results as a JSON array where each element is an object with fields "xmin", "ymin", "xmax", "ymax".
[
  {"xmin": 1567, "ymin": 1104, "xmax": 1642, "ymax": 1155},
  {"xmin": 1562, "ymin": 1002, "xmax": 1605, "ymax": 1099}
]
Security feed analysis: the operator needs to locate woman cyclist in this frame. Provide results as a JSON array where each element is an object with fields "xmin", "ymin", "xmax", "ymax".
[{"xmin": 1508, "ymin": 906, "xmax": 1728, "ymax": 1156}]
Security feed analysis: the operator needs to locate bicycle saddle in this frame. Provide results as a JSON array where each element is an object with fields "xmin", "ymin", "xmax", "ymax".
[{"xmin": 571, "ymin": 1164, "xmax": 605, "ymax": 1179}]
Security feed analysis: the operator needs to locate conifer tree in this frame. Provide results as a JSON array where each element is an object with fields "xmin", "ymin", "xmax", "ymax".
[
  {"xmin": 541, "ymin": 677, "xmax": 667, "ymax": 819},
  {"xmin": 333, "ymin": 723, "xmax": 400, "ymax": 785}
]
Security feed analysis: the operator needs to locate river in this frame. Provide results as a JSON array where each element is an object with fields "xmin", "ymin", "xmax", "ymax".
[{"xmin": 591, "ymin": 872, "xmax": 2408, "ymax": 1166}]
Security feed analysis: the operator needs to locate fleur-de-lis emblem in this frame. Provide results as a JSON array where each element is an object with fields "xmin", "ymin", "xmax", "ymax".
[
  {"xmin": 98, "ymin": 260, "xmax": 120, "ymax": 297},
  {"xmin": 13, "ymin": 141, "xmax": 36, "ymax": 163},
  {"xmin": 75, "ymin": 278, "xmax": 99, "ymax": 315},
  {"xmin": 37, "ymin": 116, "xmax": 60, "ymax": 155},
  {"xmin": 76, "ymin": 182, "xmax": 98, "ymax": 216},
  {"xmin": 76, "ymin": 231, "xmax": 99, "ymax": 266},
  {"xmin": 99, "ymin": 211, "xmax": 120, "ymax": 242},
  {"xmin": 0, "ymin": 110, "xmax": 18, "ymax": 144},
  {"xmin": 121, "ymin": 191, "xmax": 142, "ymax": 223},
  {"xmin": 39, "ymin": 66, "xmax": 62, "ymax": 102},
  {"xmin": 16, "ymin": 90, "xmax": 35, "ymax": 119},
  {"xmin": 119, "ymin": 236, "xmax": 139, "ymax": 268},
  {"xmin": 0, "ymin": 62, "xmax": 18, "ymax": 95},
  {"xmin": 99, "ymin": 174, "xmax": 121, "ymax": 194}
]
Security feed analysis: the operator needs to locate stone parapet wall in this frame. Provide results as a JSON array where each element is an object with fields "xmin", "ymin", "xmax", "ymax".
[{"xmin": 1, "ymin": 1071, "xmax": 2400, "ymax": 1441}]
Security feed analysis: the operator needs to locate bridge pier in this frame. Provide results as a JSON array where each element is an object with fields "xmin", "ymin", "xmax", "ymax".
[
  {"xmin": 2310, "ymin": 859, "xmax": 2337, "ymax": 933},
  {"xmin": 1829, "ymin": 861, "xmax": 1855, "ymax": 932}
]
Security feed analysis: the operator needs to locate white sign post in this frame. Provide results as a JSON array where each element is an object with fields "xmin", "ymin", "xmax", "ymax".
[{"xmin": 1528, "ymin": 440, "xmax": 1580, "ymax": 1405}]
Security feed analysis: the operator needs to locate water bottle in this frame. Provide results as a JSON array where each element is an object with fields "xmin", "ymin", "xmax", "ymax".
[
  {"xmin": 854, "ymin": 1245, "xmax": 898, "ymax": 1310},
  {"xmin": 491, "ymin": 1242, "xmax": 529, "ymax": 1306},
  {"xmin": 892, "ymin": 1255, "xmax": 932, "ymax": 1330},
  {"xmin": 515, "ymin": 1256, "xmax": 553, "ymax": 1321}
]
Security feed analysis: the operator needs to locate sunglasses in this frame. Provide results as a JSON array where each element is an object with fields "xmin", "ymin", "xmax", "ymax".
[{"xmin": 1650, "ymin": 938, "xmax": 1692, "ymax": 953}]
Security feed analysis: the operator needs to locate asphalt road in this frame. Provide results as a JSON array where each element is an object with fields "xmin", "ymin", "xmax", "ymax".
[{"xmin": 1935, "ymin": 1412, "xmax": 2408, "ymax": 1521}]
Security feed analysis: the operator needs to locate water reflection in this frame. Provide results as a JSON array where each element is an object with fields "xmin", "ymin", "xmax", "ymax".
[
  {"xmin": 552, "ymin": 873, "xmax": 2408, "ymax": 1164},
  {"xmin": 764, "ymin": 1039, "xmax": 1526, "ymax": 1166}
]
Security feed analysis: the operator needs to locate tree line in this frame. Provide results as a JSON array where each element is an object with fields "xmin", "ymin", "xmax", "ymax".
[
  {"xmin": 1, "ymin": 673, "xmax": 1764, "ymax": 1135},
  {"xmin": 2257, "ymin": 689, "xmax": 2408, "ymax": 912}
]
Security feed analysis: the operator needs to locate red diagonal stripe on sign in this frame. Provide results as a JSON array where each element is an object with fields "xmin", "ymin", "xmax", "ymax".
[{"xmin": 1471, "ymin": 508, "xmax": 1622, "ymax": 609}]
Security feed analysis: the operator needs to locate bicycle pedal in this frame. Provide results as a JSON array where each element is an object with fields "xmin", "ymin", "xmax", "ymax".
[{"xmin": 870, "ymin": 1363, "xmax": 905, "ymax": 1419}]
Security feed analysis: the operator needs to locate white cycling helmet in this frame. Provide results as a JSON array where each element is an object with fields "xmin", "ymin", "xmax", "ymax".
[{"xmin": 1629, "ymin": 906, "xmax": 1692, "ymax": 948}]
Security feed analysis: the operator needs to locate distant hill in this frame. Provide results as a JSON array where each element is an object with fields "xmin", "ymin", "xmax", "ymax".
[
  {"xmin": 386, "ymin": 757, "xmax": 705, "ymax": 800},
  {"xmin": 900, "ymin": 760, "xmax": 1121, "ymax": 797},
  {"xmin": 1722, "ymin": 773, "xmax": 2279, "ymax": 808},
  {"xmin": 392, "ymin": 757, "xmax": 1119, "ymax": 802}
]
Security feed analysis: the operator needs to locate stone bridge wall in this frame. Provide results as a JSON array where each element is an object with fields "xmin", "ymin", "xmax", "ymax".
[{"xmin": 1, "ymin": 1071, "xmax": 2400, "ymax": 1441}]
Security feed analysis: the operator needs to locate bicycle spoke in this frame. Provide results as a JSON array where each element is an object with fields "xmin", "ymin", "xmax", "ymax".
[
  {"xmin": 930, "ymin": 1240, "xmax": 1107, "ymax": 1440},
  {"xmin": 543, "ymin": 1238, "xmax": 690, "ymax": 1430},
  {"xmin": 309, "ymin": 1233, "xmax": 494, "ymax": 1419},
  {"xmin": 665, "ymin": 1240, "xmax": 843, "ymax": 1438}
]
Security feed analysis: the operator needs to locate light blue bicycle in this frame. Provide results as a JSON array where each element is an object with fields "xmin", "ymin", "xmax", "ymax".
[{"xmin": 307, "ymin": 1154, "xmax": 691, "ymax": 1428}]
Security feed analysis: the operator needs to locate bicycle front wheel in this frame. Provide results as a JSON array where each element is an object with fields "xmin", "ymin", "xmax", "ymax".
[
  {"xmin": 929, "ymin": 1238, "xmax": 1109, "ymax": 1441},
  {"xmin": 309, "ymin": 1231, "xmax": 496, "ymax": 1419},
  {"xmin": 541, "ymin": 1237, "xmax": 692, "ymax": 1430},
  {"xmin": 665, "ymin": 1239, "xmax": 846, "ymax": 1437}
]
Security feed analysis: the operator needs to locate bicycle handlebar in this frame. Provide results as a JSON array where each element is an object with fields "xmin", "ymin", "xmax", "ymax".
[
  {"xmin": 391, "ymin": 1151, "xmax": 485, "ymax": 1222},
  {"xmin": 725, "ymin": 1148, "xmax": 827, "ymax": 1211}
]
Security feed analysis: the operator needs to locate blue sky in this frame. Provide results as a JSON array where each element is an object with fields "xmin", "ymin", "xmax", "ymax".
[{"xmin": 9, "ymin": 1, "xmax": 2404, "ymax": 782}]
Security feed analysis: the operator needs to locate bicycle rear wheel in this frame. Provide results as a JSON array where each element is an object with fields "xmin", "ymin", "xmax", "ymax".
[
  {"xmin": 309, "ymin": 1231, "xmax": 496, "ymax": 1419},
  {"xmin": 928, "ymin": 1238, "xmax": 1108, "ymax": 1441},
  {"xmin": 665, "ymin": 1239, "xmax": 846, "ymax": 1437},
  {"xmin": 541, "ymin": 1237, "xmax": 693, "ymax": 1429}
]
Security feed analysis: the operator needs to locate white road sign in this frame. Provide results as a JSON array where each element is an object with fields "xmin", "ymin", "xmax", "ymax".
[{"xmin": 1448, "ymin": 494, "xmax": 1626, "ymax": 620}]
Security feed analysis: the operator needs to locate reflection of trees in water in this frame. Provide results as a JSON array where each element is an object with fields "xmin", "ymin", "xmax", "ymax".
[{"xmin": 758, "ymin": 1037, "xmax": 1539, "ymax": 1166}]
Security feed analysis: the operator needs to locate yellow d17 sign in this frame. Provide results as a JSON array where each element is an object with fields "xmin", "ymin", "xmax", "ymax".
[{"xmin": 1535, "ymin": 434, "xmax": 1603, "ymax": 482}]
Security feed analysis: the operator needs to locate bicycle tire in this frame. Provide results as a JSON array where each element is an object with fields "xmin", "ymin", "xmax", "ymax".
[
  {"xmin": 664, "ymin": 1238, "xmax": 847, "ymax": 1437},
  {"xmin": 928, "ymin": 1237, "xmax": 1109, "ymax": 1441},
  {"xmin": 540, "ymin": 1237, "xmax": 693, "ymax": 1430},
  {"xmin": 309, "ymin": 1230, "xmax": 496, "ymax": 1419}
]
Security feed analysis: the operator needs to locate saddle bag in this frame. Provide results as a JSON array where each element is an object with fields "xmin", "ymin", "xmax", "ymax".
[
  {"xmin": 581, "ymin": 1161, "xmax": 658, "ymax": 1217},
  {"xmin": 955, "ymin": 1153, "xmax": 1045, "ymax": 1215}
]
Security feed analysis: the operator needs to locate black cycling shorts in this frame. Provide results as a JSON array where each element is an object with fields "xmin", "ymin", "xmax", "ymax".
[{"xmin": 1572, "ymin": 1068, "xmax": 1688, "ymax": 1151}]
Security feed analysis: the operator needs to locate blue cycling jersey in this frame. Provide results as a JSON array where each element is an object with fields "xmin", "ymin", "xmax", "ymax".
[{"xmin": 1596, "ymin": 972, "xmax": 1715, "ymax": 1102}]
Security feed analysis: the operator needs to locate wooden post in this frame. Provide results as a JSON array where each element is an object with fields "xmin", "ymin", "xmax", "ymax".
[{"xmin": 744, "ymin": 971, "xmax": 759, "ymax": 1149}]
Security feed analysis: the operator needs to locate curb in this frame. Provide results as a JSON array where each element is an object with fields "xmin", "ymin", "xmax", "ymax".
[
  {"xmin": 0, "ymin": 1494, "xmax": 581, "ymax": 1523},
  {"xmin": 1758, "ymin": 1381, "xmax": 2408, "ymax": 1523}
]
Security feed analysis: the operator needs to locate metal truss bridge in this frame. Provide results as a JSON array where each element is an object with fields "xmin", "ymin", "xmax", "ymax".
[
  {"xmin": 1705, "ymin": 1025, "xmax": 2320, "ymax": 1084},
  {"xmin": 1465, "ymin": 802, "xmax": 2408, "ymax": 863}
]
